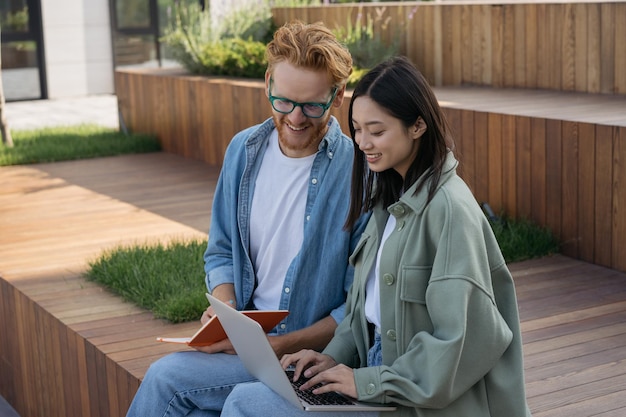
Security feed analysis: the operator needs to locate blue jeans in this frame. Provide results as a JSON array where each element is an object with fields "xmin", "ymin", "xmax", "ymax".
[
  {"xmin": 221, "ymin": 337, "xmax": 383, "ymax": 417},
  {"xmin": 126, "ymin": 351, "xmax": 256, "ymax": 417},
  {"xmin": 222, "ymin": 382, "xmax": 380, "ymax": 417}
]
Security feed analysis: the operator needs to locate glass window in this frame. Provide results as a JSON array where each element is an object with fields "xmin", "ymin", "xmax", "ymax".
[
  {"xmin": 116, "ymin": 0, "xmax": 150, "ymax": 29},
  {"xmin": 0, "ymin": 0, "xmax": 29, "ymax": 33},
  {"xmin": 113, "ymin": 34, "xmax": 157, "ymax": 67},
  {"xmin": 1, "ymin": 40, "xmax": 41, "ymax": 100}
]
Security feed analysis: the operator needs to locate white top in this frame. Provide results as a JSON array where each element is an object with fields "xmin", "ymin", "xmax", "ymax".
[
  {"xmin": 250, "ymin": 129, "xmax": 316, "ymax": 310},
  {"xmin": 365, "ymin": 214, "xmax": 397, "ymax": 332}
]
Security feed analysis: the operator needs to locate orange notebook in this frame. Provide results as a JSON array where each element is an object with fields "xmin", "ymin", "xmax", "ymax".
[{"xmin": 157, "ymin": 309, "xmax": 289, "ymax": 347}]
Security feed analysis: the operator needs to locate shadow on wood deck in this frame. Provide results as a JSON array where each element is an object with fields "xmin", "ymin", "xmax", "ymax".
[{"xmin": 1, "ymin": 153, "xmax": 625, "ymax": 417}]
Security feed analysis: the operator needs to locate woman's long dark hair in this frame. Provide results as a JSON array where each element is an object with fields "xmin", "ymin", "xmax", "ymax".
[{"xmin": 344, "ymin": 56, "xmax": 455, "ymax": 230}]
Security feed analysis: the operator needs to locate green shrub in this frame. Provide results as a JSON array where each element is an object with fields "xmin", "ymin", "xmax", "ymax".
[
  {"xmin": 161, "ymin": 0, "xmax": 315, "ymax": 78},
  {"xmin": 195, "ymin": 38, "xmax": 267, "ymax": 78},
  {"xmin": 333, "ymin": 6, "xmax": 399, "ymax": 71},
  {"xmin": 347, "ymin": 67, "xmax": 369, "ymax": 88}
]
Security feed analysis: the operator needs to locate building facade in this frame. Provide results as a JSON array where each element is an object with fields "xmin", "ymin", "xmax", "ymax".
[{"xmin": 1, "ymin": 0, "xmax": 172, "ymax": 101}]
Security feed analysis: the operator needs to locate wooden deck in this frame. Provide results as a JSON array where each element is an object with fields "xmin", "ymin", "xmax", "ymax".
[{"xmin": 1, "ymin": 152, "xmax": 626, "ymax": 417}]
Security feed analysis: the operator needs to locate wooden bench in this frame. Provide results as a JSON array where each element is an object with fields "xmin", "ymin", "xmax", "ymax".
[
  {"xmin": 2, "ymin": 152, "xmax": 626, "ymax": 416},
  {"xmin": 115, "ymin": 67, "xmax": 626, "ymax": 273}
]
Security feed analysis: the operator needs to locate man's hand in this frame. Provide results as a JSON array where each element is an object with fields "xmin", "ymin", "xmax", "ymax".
[{"xmin": 194, "ymin": 284, "xmax": 237, "ymax": 354}]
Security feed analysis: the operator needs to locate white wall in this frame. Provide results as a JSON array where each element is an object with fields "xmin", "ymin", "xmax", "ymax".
[{"xmin": 40, "ymin": 0, "xmax": 114, "ymax": 98}]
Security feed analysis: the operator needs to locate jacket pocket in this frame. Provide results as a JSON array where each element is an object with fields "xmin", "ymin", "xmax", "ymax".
[{"xmin": 400, "ymin": 266, "xmax": 431, "ymax": 304}]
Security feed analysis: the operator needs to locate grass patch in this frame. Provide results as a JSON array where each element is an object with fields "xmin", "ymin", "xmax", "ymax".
[
  {"xmin": 85, "ymin": 218, "xmax": 559, "ymax": 324},
  {"xmin": 491, "ymin": 217, "xmax": 560, "ymax": 263},
  {"xmin": 84, "ymin": 239, "xmax": 208, "ymax": 323},
  {"xmin": 0, "ymin": 124, "xmax": 161, "ymax": 166}
]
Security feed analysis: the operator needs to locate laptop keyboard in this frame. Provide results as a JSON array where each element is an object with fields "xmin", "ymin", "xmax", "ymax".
[{"xmin": 286, "ymin": 370, "xmax": 355, "ymax": 406}]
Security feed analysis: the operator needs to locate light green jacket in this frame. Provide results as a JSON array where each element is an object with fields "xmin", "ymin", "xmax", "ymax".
[{"xmin": 323, "ymin": 153, "xmax": 532, "ymax": 417}]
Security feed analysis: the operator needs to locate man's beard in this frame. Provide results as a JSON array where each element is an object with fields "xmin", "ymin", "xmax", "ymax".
[{"xmin": 273, "ymin": 114, "xmax": 327, "ymax": 155}]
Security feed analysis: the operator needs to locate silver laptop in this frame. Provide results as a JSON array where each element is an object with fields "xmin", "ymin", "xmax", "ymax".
[{"xmin": 206, "ymin": 293, "xmax": 397, "ymax": 412}]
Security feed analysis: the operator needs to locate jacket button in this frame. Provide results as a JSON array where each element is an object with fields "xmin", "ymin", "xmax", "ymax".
[
  {"xmin": 383, "ymin": 273, "xmax": 394, "ymax": 286},
  {"xmin": 393, "ymin": 205, "xmax": 406, "ymax": 216},
  {"xmin": 366, "ymin": 383, "xmax": 376, "ymax": 394},
  {"xmin": 386, "ymin": 329, "xmax": 396, "ymax": 341}
]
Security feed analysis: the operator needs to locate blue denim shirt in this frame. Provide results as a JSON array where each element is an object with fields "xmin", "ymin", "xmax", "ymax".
[{"xmin": 204, "ymin": 116, "xmax": 369, "ymax": 335}]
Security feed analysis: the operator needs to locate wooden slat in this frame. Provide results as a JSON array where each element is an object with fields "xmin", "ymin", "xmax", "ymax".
[
  {"xmin": 574, "ymin": 3, "xmax": 589, "ymax": 93},
  {"xmin": 524, "ymin": 3, "xmax": 537, "ymax": 89},
  {"xmin": 545, "ymin": 119, "xmax": 563, "ymax": 241},
  {"xmin": 614, "ymin": 5, "xmax": 626, "ymax": 94},
  {"xmin": 561, "ymin": 121, "xmax": 580, "ymax": 258},
  {"xmin": 613, "ymin": 127, "xmax": 626, "ymax": 272},
  {"xmin": 578, "ymin": 123, "xmax": 596, "ymax": 263},
  {"xmin": 487, "ymin": 112, "xmax": 503, "ymax": 212},
  {"xmin": 515, "ymin": 116, "xmax": 532, "ymax": 219},
  {"xmin": 530, "ymin": 117, "xmax": 547, "ymax": 226},
  {"xmin": 473, "ymin": 111, "xmax": 489, "ymax": 201}
]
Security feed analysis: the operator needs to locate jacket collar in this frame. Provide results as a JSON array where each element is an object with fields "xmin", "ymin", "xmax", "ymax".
[{"xmin": 392, "ymin": 150, "xmax": 459, "ymax": 216}]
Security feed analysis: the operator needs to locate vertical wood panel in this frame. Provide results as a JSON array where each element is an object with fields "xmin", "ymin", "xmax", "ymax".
[
  {"xmin": 474, "ymin": 111, "xmax": 490, "ymax": 202},
  {"xmin": 407, "ymin": 5, "xmax": 425, "ymax": 77},
  {"xmin": 0, "ymin": 281, "xmax": 17, "ymax": 414},
  {"xmin": 460, "ymin": 110, "xmax": 476, "ymax": 192},
  {"xmin": 561, "ymin": 3, "xmax": 576, "ymax": 91},
  {"xmin": 524, "ymin": 4, "xmax": 537, "ymax": 89},
  {"xmin": 422, "ymin": 5, "xmax": 436, "ymax": 84},
  {"xmin": 450, "ymin": 5, "xmax": 463, "ymax": 85},
  {"xmin": 444, "ymin": 108, "xmax": 461, "ymax": 141},
  {"xmin": 433, "ymin": 5, "xmax": 443, "ymax": 86},
  {"xmin": 487, "ymin": 113, "xmax": 503, "ymax": 212},
  {"xmin": 530, "ymin": 118, "xmax": 547, "ymax": 226},
  {"xmin": 502, "ymin": 4, "xmax": 515, "ymax": 87},
  {"xmin": 594, "ymin": 125, "xmax": 613, "ymax": 267},
  {"xmin": 613, "ymin": 127, "xmax": 626, "ymax": 270},
  {"xmin": 574, "ymin": 4, "xmax": 589, "ymax": 93},
  {"xmin": 600, "ymin": 3, "xmax": 615, "ymax": 94},
  {"xmin": 536, "ymin": 4, "xmax": 550, "ymax": 89},
  {"xmin": 441, "ymin": 5, "xmax": 454, "ymax": 86},
  {"xmin": 549, "ymin": 4, "xmax": 564, "ymax": 90},
  {"xmin": 460, "ymin": 5, "xmax": 473, "ymax": 85},
  {"xmin": 516, "ymin": 116, "xmax": 532, "ymax": 219},
  {"xmin": 545, "ymin": 119, "xmax": 563, "ymax": 240},
  {"xmin": 577, "ymin": 123, "xmax": 596, "ymax": 263},
  {"xmin": 490, "ymin": 5, "xmax": 504, "ymax": 88},
  {"xmin": 586, "ymin": 4, "xmax": 601, "ymax": 93},
  {"xmin": 561, "ymin": 121, "xmax": 580, "ymax": 257},
  {"xmin": 444, "ymin": 108, "xmax": 464, "ymax": 174},
  {"xmin": 615, "ymin": 4, "xmax": 626, "ymax": 94},
  {"xmin": 72, "ymin": 329, "xmax": 92, "ymax": 417},
  {"xmin": 471, "ymin": 6, "xmax": 483, "ymax": 85},
  {"xmin": 502, "ymin": 114, "xmax": 518, "ymax": 218},
  {"xmin": 15, "ymin": 295, "xmax": 35, "ymax": 417},
  {"xmin": 480, "ymin": 5, "xmax": 492, "ymax": 86},
  {"xmin": 513, "ymin": 4, "xmax": 526, "ymax": 87}
]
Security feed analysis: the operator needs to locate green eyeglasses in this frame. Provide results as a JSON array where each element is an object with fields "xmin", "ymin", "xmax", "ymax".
[{"xmin": 268, "ymin": 78, "xmax": 338, "ymax": 119}]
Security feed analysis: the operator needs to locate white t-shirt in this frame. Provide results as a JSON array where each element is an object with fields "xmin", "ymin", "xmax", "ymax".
[
  {"xmin": 250, "ymin": 129, "xmax": 316, "ymax": 310},
  {"xmin": 365, "ymin": 214, "xmax": 397, "ymax": 332}
]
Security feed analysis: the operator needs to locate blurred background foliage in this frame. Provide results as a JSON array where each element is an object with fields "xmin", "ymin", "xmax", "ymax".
[{"xmin": 161, "ymin": 0, "xmax": 401, "ymax": 85}]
